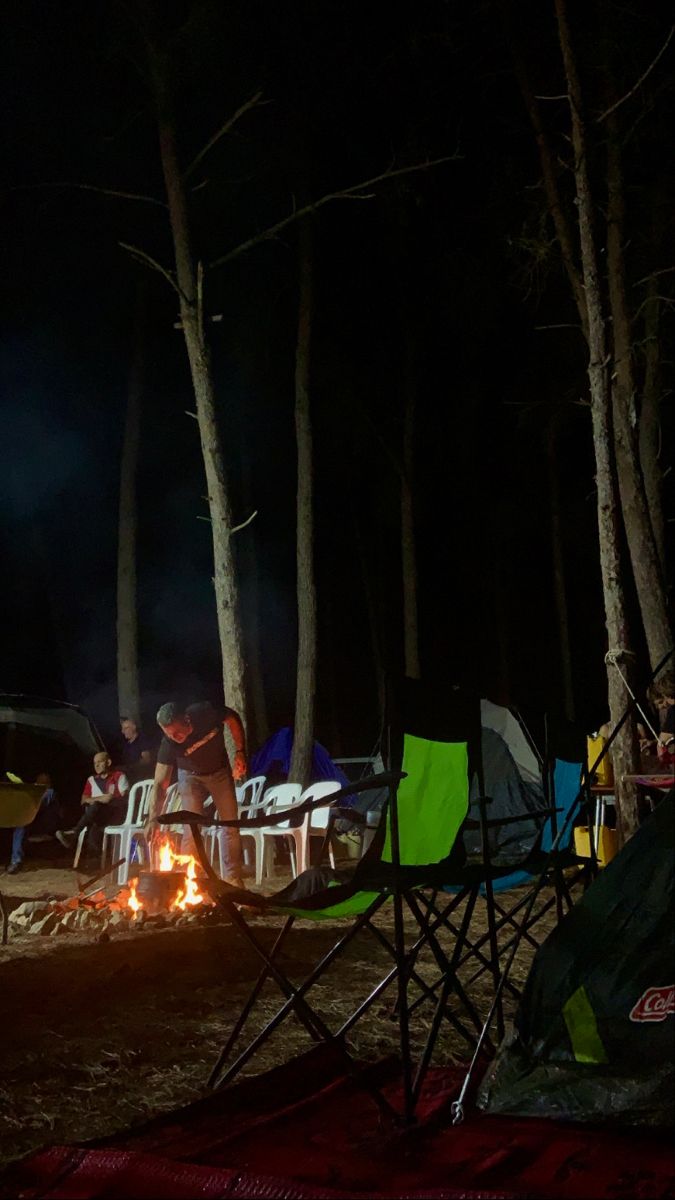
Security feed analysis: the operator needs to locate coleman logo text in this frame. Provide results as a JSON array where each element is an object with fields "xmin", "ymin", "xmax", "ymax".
[{"xmin": 629, "ymin": 985, "xmax": 675, "ymax": 1023}]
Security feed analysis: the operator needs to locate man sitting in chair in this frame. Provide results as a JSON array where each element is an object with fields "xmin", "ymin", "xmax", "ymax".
[
  {"xmin": 56, "ymin": 752, "xmax": 129, "ymax": 860},
  {"xmin": 145, "ymin": 700, "xmax": 247, "ymax": 888}
]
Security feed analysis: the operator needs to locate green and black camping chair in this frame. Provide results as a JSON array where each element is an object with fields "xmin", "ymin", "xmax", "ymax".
[
  {"xmin": 403, "ymin": 716, "xmax": 595, "ymax": 1027},
  {"xmin": 159, "ymin": 677, "xmax": 501, "ymax": 1122}
]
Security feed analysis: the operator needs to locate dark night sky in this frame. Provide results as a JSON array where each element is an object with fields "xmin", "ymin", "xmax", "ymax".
[{"xmin": 1, "ymin": 0, "xmax": 673, "ymax": 756}]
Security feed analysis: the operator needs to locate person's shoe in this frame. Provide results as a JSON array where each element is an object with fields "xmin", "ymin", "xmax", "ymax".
[
  {"xmin": 7, "ymin": 862, "xmax": 22, "ymax": 875},
  {"xmin": 56, "ymin": 830, "xmax": 75, "ymax": 850}
]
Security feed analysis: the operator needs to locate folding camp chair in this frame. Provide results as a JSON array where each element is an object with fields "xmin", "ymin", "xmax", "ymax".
[
  {"xmin": 406, "ymin": 716, "xmax": 595, "ymax": 1021},
  {"xmin": 1, "ymin": 781, "xmax": 45, "ymax": 944},
  {"xmin": 159, "ymin": 677, "xmax": 500, "ymax": 1123}
]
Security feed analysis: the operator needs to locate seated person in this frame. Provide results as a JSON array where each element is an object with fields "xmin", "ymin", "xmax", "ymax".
[
  {"xmin": 56, "ymin": 752, "xmax": 129, "ymax": 859},
  {"xmin": 6, "ymin": 772, "xmax": 61, "ymax": 876},
  {"xmin": 115, "ymin": 716, "xmax": 155, "ymax": 781}
]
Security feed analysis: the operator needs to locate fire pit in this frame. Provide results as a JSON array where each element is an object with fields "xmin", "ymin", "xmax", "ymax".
[{"xmin": 9, "ymin": 837, "xmax": 216, "ymax": 938}]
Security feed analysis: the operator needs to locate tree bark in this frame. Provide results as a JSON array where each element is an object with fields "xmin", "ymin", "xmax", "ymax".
[
  {"xmin": 555, "ymin": 0, "xmax": 640, "ymax": 842},
  {"xmin": 639, "ymin": 275, "xmax": 667, "ymax": 576},
  {"xmin": 547, "ymin": 412, "xmax": 575, "ymax": 721},
  {"xmin": 289, "ymin": 217, "xmax": 316, "ymax": 787},
  {"xmin": 116, "ymin": 285, "xmax": 145, "ymax": 726},
  {"xmin": 401, "ymin": 357, "xmax": 420, "ymax": 680},
  {"xmin": 605, "ymin": 115, "xmax": 672, "ymax": 669},
  {"xmin": 149, "ymin": 46, "xmax": 247, "ymax": 722}
]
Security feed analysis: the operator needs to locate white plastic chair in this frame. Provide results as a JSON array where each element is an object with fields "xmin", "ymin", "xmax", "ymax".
[
  {"xmin": 257, "ymin": 783, "xmax": 304, "ymax": 882},
  {"xmin": 98, "ymin": 779, "xmax": 154, "ymax": 885},
  {"xmin": 297, "ymin": 780, "xmax": 342, "ymax": 874}
]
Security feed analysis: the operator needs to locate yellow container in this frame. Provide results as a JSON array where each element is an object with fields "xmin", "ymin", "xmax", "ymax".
[
  {"xmin": 574, "ymin": 824, "xmax": 618, "ymax": 868},
  {"xmin": 587, "ymin": 735, "xmax": 614, "ymax": 787}
]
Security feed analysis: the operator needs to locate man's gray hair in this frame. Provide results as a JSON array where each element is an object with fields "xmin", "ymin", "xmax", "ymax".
[{"xmin": 157, "ymin": 701, "xmax": 184, "ymax": 727}]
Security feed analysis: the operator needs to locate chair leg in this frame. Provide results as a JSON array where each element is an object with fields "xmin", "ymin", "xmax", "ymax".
[
  {"xmin": 118, "ymin": 832, "xmax": 130, "ymax": 885},
  {"xmin": 73, "ymin": 829, "xmax": 87, "ymax": 870}
]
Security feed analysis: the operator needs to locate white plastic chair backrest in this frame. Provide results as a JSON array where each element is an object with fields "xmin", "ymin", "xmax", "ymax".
[
  {"xmin": 236, "ymin": 776, "xmax": 267, "ymax": 813},
  {"xmin": 128, "ymin": 780, "xmax": 153, "ymax": 826},
  {"xmin": 259, "ymin": 783, "xmax": 303, "ymax": 830},
  {"xmin": 300, "ymin": 781, "xmax": 342, "ymax": 831}
]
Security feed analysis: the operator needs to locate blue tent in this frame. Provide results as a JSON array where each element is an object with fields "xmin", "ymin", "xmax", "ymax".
[{"xmin": 249, "ymin": 727, "xmax": 352, "ymax": 794}]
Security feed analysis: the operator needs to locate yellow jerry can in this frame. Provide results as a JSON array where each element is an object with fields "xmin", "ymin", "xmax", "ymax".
[
  {"xmin": 587, "ymin": 734, "xmax": 614, "ymax": 787},
  {"xmin": 574, "ymin": 824, "xmax": 618, "ymax": 868}
]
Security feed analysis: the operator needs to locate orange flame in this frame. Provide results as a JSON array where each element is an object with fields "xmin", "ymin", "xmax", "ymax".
[
  {"xmin": 158, "ymin": 837, "xmax": 204, "ymax": 909},
  {"xmin": 128, "ymin": 878, "xmax": 142, "ymax": 916}
]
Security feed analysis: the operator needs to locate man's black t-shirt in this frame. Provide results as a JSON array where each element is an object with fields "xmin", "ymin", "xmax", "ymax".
[{"xmin": 157, "ymin": 702, "xmax": 237, "ymax": 775}]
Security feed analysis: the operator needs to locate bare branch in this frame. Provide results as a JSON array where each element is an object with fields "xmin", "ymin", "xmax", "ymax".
[
  {"xmin": 209, "ymin": 154, "xmax": 461, "ymax": 271},
  {"xmin": 119, "ymin": 241, "xmax": 183, "ymax": 298},
  {"xmin": 231, "ymin": 510, "xmax": 258, "ymax": 535},
  {"xmin": 596, "ymin": 25, "xmax": 675, "ymax": 124},
  {"xmin": 534, "ymin": 322, "xmax": 582, "ymax": 331},
  {"xmin": 183, "ymin": 91, "xmax": 265, "ymax": 182},
  {"xmin": 185, "ymin": 410, "xmax": 199, "ymax": 420},
  {"xmin": 634, "ymin": 266, "xmax": 675, "ymax": 286},
  {"xmin": 10, "ymin": 180, "xmax": 166, "ymax": 208}
]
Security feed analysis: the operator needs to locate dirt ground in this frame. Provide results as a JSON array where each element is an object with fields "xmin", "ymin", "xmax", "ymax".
[{"xmin": 0, "ymin": 855, "xmax": 553, "ymax": 1172}]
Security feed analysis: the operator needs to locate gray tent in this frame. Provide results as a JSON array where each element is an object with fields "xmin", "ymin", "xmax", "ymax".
[{"xmin": 0, "ymin": 694, "xmax": 103, "ymax": 800}]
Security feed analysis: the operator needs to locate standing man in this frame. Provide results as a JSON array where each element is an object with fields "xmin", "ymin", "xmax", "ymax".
[{"xmin": 146, "ymin": 700, "xmax": 247, "ymax": 886}]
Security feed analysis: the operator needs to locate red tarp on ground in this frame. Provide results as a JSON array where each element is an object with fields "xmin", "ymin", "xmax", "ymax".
[{"xmin": 2, "ymin": 1045, "xmax": 674, "ymax": 1199}]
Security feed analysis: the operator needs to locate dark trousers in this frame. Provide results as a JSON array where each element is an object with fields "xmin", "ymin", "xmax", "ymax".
[{"xmin": 74, "ymin": 801, "xmax": 125, "ymax": 854}]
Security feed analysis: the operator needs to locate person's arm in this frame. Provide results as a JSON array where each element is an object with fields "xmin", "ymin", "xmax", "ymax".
[
  {"xmin": 146, "ymin": 761, "xmax": 174, "ymax": 829},
  {"xmin": 140, "ymin": 749, "xmax": 153, "ymax": 766},
  {"xmin": 223, "ymin": 708, "xmax": 247, "ymax": 781},
  {"xmin": 81, "ymin": 777, "xmax": 93, "ymax": 806}
]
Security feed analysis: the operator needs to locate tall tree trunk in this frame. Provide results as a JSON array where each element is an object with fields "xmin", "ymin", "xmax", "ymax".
[
  {"xmin": 605, "ymin": 115, "xmax": 672, "ymax": 668},
  {"xmin": 555, "ymin": 0, "xmax": 639, "ymax": 842},
  {"xmin": 401, "ymin": 335, "xmax": 420, "ymax": 680},
  {"xmin": 149, "ymin": 47, "xmax": 247, "ymax": 723},
  {"xmin": 639, "ymin": 275, "xmax": 667, "ymax": 576},
  {"xmin": 289, "ymin": 218, "xmax": 316, "ymax": 787},
  {"xmin": 116, "ymin": 285, "xmax": 145, "ymax": 725},
  {"xmin": 547, "ymin": 412, "xmax": 575, "ymax": 721},
  {"xmin": 351, "ymin": 491, "xmax": 386, "ymax": 734}
]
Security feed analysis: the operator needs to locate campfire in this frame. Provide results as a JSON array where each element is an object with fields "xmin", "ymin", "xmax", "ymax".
[
  {"xmin": 10, "ymin": 838, "xmax": 217, "ymax": 940},
  {"xmin": 127, "ymin": 838, "xmax": 206, "ymax": 917}
]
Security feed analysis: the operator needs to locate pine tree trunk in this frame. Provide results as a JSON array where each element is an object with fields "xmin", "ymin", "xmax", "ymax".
[
  {"xmin": 547, "ymin": 413, "xmax": 575, "ymax": 721},
  {"xmin": 606, "ymin": 117, "xmax": 672, "ymax": 669},
  {"xmin": 289, "ymin": 218, "xmax": 316, "ymax": 787},
  {"xmin": 401, "ymin": 340, "xmax": 420, "ymax": 680},
  {"xmin": 150, "ymin": 48, "xmax": 246, "ymax": 722},
  {"xmin": 116, "ymin": 286, "xmax": 145, "ymax": 725},
  {"xmin": 639, "ymin": 277, "xmax": 667, "ymax": 575},
  {"xmin": 555, "ymin": 0, "xmax": 640, "ymax": 842}
]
